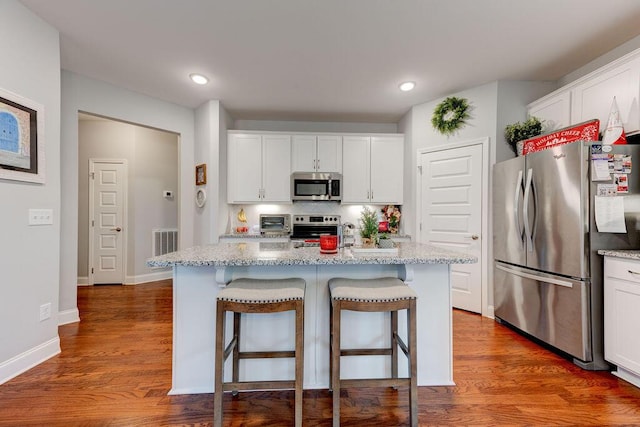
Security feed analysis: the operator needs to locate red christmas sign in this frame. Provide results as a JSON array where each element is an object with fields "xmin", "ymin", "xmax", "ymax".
[{"xmin": 521, "ymin": 119, "xmax": 600, "ymax": 155}]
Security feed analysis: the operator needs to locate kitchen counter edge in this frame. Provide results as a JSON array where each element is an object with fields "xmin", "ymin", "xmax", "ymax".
[
  {"xmin": 598, "ymin": 249, "xmax": 640, "ymax": 260},
  {"xmin": 147, "ymin": 242, "xmax": 476, "ymax": 268}
]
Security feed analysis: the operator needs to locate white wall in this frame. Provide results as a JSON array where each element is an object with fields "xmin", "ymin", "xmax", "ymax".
[
  {"xmin": 77, "ymin": 119, "xmax": 178, "ymax": 282},
  {"xmin": 559, "ymin": 34, "xmax": 640, "ymax": 87},
  {"xmin": 0, "ymin": 0, "xmax": 61, "ymax": 384},
  {"xmin": 60, "ymin": 71, "xmax": 195, "ymax": 323}
]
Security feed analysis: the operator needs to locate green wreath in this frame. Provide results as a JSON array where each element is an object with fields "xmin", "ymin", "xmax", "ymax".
[{"xmin": 431, "ymin": 97, "xmax": 470, "ymax": 135}]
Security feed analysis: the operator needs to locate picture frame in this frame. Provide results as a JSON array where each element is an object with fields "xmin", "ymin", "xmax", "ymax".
[
  {"xmin": 195, "ymin": 163, "xmax": 207, "ymax": 185},
  {"xmin": 0, "ymin": 87, "xmax": 45, "ymax": 184}
]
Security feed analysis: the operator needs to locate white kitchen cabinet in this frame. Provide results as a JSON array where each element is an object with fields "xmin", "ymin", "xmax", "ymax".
[
  {"xmin": 603, "ymin": 256, "xmax": 640, "ymax": 388},
  {"xmin": 342, "ymin": 135, "xmax": 403, "ymax": 204},
  {"xmin": 228, "ymin": 133, "xmax": 291, "ymax": 203},
  {"xmin": 527, "ymin": 90, "xmax": 571, "ymax": 132},
  {"xmin": 571, "ymin": 56, "xmax": 640, "ymax": 133},
  {"xmin": 291, "ymin": 134, "xmax": 342, "ymax": 173}
]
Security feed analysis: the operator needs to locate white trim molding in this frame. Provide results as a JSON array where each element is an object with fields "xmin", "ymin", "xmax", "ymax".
[{"xmin": 0, "ymin": 337, "xmax": 60, "ymax": 385}]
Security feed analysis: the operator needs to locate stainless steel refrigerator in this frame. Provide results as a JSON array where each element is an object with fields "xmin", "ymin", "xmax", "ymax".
[{"xmin": 493, "ymin": 141, "xmax": 640, "ymax": 370}]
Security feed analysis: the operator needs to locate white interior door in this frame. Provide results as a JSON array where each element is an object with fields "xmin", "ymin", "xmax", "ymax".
[
  {"xmin": 89, "ymin": 159, "xmax": 126, "ymax": 285},
  {"xmin": 419, "ymin": 142, "xmax": 484, "ymax": 313}
]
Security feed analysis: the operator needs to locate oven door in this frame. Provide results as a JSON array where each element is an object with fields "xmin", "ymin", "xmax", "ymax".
[{"xmin": 291, "ymin": 224, "xmax": 338, "ymax": 239}]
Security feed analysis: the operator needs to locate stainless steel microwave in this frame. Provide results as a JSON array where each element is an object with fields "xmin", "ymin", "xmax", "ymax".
[{"xmin": 291, "ymin": 172, "xmax": 342, "ymax": 201}]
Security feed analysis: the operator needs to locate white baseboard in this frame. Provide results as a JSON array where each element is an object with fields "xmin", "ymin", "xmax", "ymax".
[
  {"xmin": 0, "ymin": 337, "xmax": 61, "ymax": 385},
  {"xmin": 486, "ymin": 305, "xmax": 495, "ymax": 319},
  {"xmin": 58, "ymin": 308, "xmax": 80, "ymax": 325},
  {"xmin": 77, "ymin": 270, "xmax": 171, "ymax": 287},
  {"xmin": 125, "ymin": 269, "xmax": 172, "ymax": 285}
]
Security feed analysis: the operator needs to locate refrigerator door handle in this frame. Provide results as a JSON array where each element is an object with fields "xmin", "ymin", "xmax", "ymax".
[
  {"xmin": 523, "ymin": 168, "xmax": 534, "ymax": 251},
  {"xmin": 496, "ymin": 264, "xmax": 574, "ymax": 288},
  {"xmin": 514, "ymin": 169, "xmax": 525, "ymax": 245}
]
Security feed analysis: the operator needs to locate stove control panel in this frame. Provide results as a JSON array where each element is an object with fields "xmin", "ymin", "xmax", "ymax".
[{"xmin": 293, "ymin": 215, "xmax": 340, "ymax": 225}]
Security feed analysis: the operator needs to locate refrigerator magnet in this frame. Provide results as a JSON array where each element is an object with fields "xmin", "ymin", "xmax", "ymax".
[{"xmin": 614, "ymin": 173, "xmax": 629, "ymax": 193}]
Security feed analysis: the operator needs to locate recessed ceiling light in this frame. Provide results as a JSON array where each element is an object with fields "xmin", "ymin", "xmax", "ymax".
[
  {"xmin": 399, "ymin": 81, "xmax": 416, "ymax": 92},
  {"xmin": 190, "ymin": 73, "xmax": 209, "ymax": 85}
]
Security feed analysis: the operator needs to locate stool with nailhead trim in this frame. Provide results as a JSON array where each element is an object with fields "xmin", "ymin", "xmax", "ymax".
[
  {"xmin": 213, "ymin": 277, "xmax": 305, "ymax": 427},
  {"xmin": 329, "ymin": 277, "xmax": 417, "ymax": 427}
]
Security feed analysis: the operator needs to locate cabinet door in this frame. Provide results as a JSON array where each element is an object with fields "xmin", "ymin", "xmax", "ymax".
[
  {"xmin": 604, "ymin": 257, "xmax": 640, "ymax": 375},
  {"xmin": 316, "ymin": 135, "xmax": 342, "ymax": 173},
  {"xmin": 342, "ymin": 136, "xmax": 370, "ymax": 203},
  {"xmin": 571, "ymin": 57, "xmax": 640, "ymax": 133},
  {"xmin": 228, "ymin": 133, "xmax": 262, "ymax": 203},
  {"xmin": 262, "ymin": 134, "xmax": 292, "ymax": 202},
  {"xmin": 527, "ymin": 90, "xmax": 571, "ymax": 132},
  {"xmin": 370, "ymin": 136, "xmax": 403, "ymax": 204},
  {"xmin": 291, "ymin": 135, "xmax": 317, "ymax": 172}
]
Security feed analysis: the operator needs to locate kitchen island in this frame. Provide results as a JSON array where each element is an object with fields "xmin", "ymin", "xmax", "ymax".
[{"xmin": 148, "ymin": 242, "xmax": 476, "ymax": 395}]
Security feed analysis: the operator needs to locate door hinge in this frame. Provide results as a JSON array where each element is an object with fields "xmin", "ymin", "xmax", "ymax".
[
  {"xmin": 417, "ymin": 165, "xmax": 423, "ymax": 174},
  {"xmin": 91, "ymin": 220, "xmax": 94, "ymax": 227},
  {"xmin": 419, "ymin": 223, "xmax": 422, "ymax": 231},
  {"xmin": 91, "ymin": 267, "xmax": 94, "ymax": 274},
  {"xmin": 90, "ymin": 172, "xmax": 95, "ymax": 179}
]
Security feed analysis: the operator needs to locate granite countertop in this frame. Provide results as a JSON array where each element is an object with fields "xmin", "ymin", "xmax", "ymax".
[
  {"xmin": 598, "ymin": 249, "xmax": 640, "ymax": 260},
  {"xmin": 147, "ymin": 241, "xmax": 476, "ymax": 268}
]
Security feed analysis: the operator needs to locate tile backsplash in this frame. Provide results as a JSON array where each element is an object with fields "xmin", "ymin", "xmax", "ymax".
[{"xmin": 227, "ymin": 202, "xmax": 402, "ymax": 235}]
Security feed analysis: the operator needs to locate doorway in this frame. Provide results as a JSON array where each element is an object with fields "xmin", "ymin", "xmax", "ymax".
[
  {"xmin": 78, "ymin": 113, "xmax": 179, "ymax": 285},
  {"xmin": 418, "ymin": 138, "xmax": 489, "ymax": 314}
]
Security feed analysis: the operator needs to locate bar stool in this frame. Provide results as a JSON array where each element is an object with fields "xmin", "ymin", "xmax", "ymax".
[
  {"xmin": 213, "ymin": 277, "xmax": 305, "ymax": 427},
  {"xmin": 329, "ymin": 277, "xmax": 418, "ymax": 427}
]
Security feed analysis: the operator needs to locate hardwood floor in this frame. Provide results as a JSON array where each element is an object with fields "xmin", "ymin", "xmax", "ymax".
[{"xmin": 1, "ymin": 280, "xmax": 639, "ymax": 426}]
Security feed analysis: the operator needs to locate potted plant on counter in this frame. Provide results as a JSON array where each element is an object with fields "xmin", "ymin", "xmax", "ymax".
[
  {"xmin": 359, "ymin": 207, "xmax": 379, "ymax": 247},
  {"xmin": 377, "ymin": 233, "xmax": 395, "ymax": 248}
]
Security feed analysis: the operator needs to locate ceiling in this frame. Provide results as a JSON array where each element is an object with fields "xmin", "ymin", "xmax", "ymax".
[{"xmin": 19, "ymin": 0, "xmax": 640, "ymax": 123}]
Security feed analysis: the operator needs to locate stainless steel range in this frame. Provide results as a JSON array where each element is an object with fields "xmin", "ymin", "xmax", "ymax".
[{"xmin": 290, "ymin": 215, "xmax": 340, "ymax": 242}]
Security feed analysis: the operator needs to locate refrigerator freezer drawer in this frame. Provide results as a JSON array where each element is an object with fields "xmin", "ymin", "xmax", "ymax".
[{"xmin": 494, "ymin": 263, "xmax": 592, "ymax": 362}]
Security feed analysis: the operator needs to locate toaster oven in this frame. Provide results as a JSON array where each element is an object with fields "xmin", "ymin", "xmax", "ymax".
[{"xmin": 259, "ymin": 214, "xmax": 291, "ymax": 235}]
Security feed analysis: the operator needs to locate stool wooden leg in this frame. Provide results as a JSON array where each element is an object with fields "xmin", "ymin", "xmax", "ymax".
[
  {"xmin": 213, "ymin": 302, "xmax": 226, "ymax": 427},
  {"xmin": 408, "ymin": 301, "xmax": 418, "ymax": 427},
  {"xmin": 391, "ymin": 310, "xmax": 398, "ymax": 380},
  {"xmin": 232, "ymin": 312, "xmax": 241, "ymax": 387},
  {"xmin": 294, "ymin": 300, "xmax": 304, "ymax": 427},
  {"xmin": 331, "ymin": 300, "xmax": 341, "ymax": 427}
]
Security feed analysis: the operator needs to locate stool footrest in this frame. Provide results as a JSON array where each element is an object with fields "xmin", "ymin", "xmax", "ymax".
[
  {"xmin": 341, "ymin": 348, "xmax": 392, "ymax": 357},
  {"xmin": 340, "ymin": 378, "xmax": 410, "ymax": 389},
  {"xmin": 222, "ymin": 380, "xmax": 296, "ymax": 392},
  {"xmin": 238, "ymin": 350, "xmax": 296, "ymax": 359}
]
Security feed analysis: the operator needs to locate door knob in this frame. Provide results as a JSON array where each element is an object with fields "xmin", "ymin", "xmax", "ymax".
[
  {"xmin": 465, "ymin": 234, "xmax": 479, "ymax": 240},
  {"xmin": 111, "ymin": 227, "xmax": 122, "ymax": 232}
]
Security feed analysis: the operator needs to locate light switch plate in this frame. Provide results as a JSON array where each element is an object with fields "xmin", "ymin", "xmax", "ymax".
[{"xmin": 29, "ymin": 209, "xmax": 53, "ymax": 225}]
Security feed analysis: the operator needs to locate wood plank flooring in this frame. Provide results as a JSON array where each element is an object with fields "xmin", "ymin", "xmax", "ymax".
[{"xmin": 1, "ymin": 280, "xmax": 639, "ymax": 426}]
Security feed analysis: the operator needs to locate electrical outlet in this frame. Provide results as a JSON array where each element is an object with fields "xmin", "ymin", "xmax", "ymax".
[
  {"xmin": 39, "ymin": 303, "xmax": 51, "ymax": 321},
  {"xmin": 29, "ymin": 209, "xmax": 53, "ymax": 225}
]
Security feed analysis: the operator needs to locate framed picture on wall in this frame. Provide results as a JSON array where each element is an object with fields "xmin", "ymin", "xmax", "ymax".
[
  {"xmin": 0, "ymin": 87, "xmax": 45, "ymax": 184},
  {"xmin": 195, "ymin": 163, "xmax": 206, "ymax": 185}
]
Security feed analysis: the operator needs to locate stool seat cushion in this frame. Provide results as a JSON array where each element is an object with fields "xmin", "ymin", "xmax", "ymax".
[
  {"xmin": 218, "ymin": 278, "xmax": 305, "ymax": 303},
  {"xmin": 329, "ymin": 277, "xmax": 416, "ymax": 302}
]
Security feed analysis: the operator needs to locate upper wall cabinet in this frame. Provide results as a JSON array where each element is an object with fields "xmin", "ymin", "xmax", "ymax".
[
  {"xmin": 291, "ymin": 135, "xmax": 342, "ymax": 173},
  {"xmin": 228, "ymin": 133, "xmax": 291, "ymax": 203},
  {"xmin": 528, "ymin": 49, "xmax": 640, "ymax": 135},
  {"xmin": 527, "ymin": 90, "xmax": 571, "ymax": 132},
  {"xmin": 570, "ymin": 56, "xmax": 640, "ymax": 133},
  {"xmin": 342, "ymin": 135, "xmax": 404, "ymax": 204}
]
